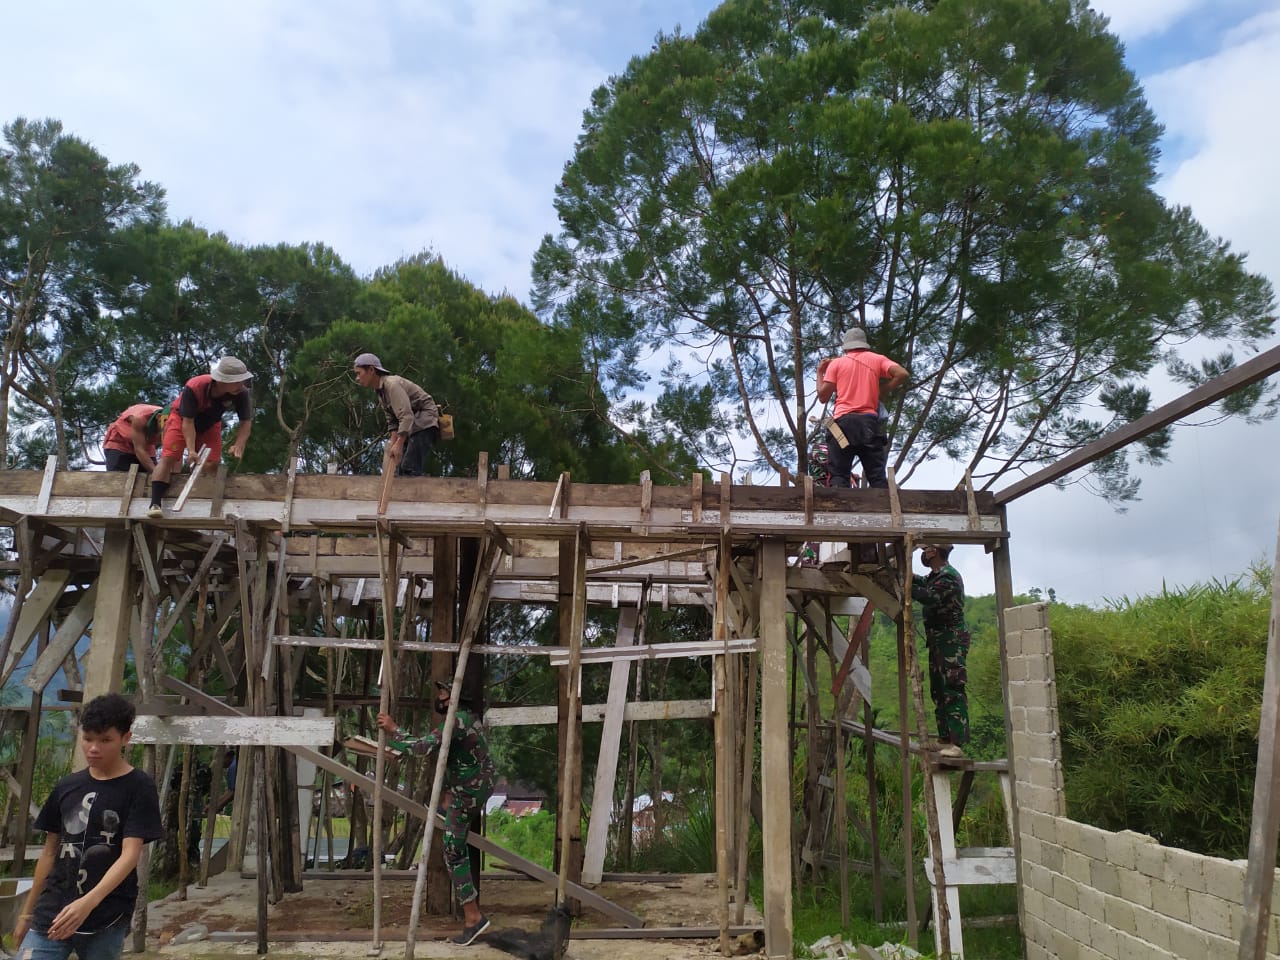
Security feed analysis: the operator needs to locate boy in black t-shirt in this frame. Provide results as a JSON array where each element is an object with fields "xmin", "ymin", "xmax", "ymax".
[{"xmin": 13, "ymin": 694, "xmax": 163, "ymax": 960}]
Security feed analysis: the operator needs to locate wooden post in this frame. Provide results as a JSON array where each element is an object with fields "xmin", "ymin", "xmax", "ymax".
[
  {"xmin": 371, "ymin": 522, "xmax": 400, "ymax": 953},
  {"xmin": 426, "ymin": 535, "xmax": 457, "ymax": 914},
  {"xmin": 896, "ymin": 540, "xmax": 917, "ymax": 948},
  {"xmin": 714, "ymin": 650, "xmax": 731, "ymax": 955},
  {"xmin": 1237, "ymin": 514, "xmax": 1280, "ymax": 960},
  {"xmin": 759, "ymin": 537, "xmax": 792, "ymax": 959},
  {"xmin": 991, "ymin": 516, "xmax": 1026, "ymax": 939},
  {"xmin": 733, "ymin": 651, "xmax": 757, "ymax": 926},
  {"xmin": 78, "ymin": 527, "xmax": 135, "ymax": 725},
  {"xmin": 582, "ymin": 606, "xmax": 639, "ymax": 884},
  {"xmin": 555, "ymin": 528, "xmax": 588, "ymax": 911}
]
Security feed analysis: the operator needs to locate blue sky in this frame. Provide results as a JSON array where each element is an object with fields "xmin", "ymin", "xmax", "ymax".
[{"xmin": 5, "ymin": 0, "xmax": 1279, "ymax": 604}]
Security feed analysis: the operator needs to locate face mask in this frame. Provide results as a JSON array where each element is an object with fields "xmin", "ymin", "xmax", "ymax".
[{"xmin": 434, "ymin": 697, "xmax": 449, "ymax": 715}]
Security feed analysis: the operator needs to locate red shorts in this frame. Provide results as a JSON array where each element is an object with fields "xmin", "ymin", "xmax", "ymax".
[{"xmin": 161, "ymin": 415, "xmax": 223, "ymax": 464}]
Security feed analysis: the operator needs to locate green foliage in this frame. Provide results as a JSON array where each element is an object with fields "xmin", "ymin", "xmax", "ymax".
[
  {"xmin": 533, "ymin": 0, "xmax": 1275, "ymax": 497},
  {"xmin": 628, "ymin": 796, "xmax": 717, "ymax": 873},
  {"xmin": 486, "ymin": 809, "xmax": 557, "ymax": 871},
  {"xmin": 1050, "ymin": 569, "xmax": 1270, "ymax": 856}
]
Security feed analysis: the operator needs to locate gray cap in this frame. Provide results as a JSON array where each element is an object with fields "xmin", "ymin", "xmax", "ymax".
[
  {"xmin": 209, "ymin": 356, "xmax": 253, "ymax": 383},
  {"xmin": 354, "ymin": 352, "xmax": 391, "ymax": 375},
  {"xmin": 841, "ymin": 328, "xmax": 870, "ymax": 351}
]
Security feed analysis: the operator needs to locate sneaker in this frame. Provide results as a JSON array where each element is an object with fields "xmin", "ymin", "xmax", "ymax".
[
  {"xmin": 146, "ymin": 505, "xmax": 163, "ymax": 519},
  {"xmin": 939, "ymin": 744, "xmax": 964, "ymax": 759},
  {"xmin": 450, "ymin": 916, "xmax": 490, "ymax": 946}
]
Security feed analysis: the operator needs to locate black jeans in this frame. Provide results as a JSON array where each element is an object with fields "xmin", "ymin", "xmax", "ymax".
[
  {"xmin": 105, "ymin": 449, "xmax": 143, "ymax": 472},
  {"xmin": 397, "ymin": 426, "xmax": 440, "ymax": 477},
  {"xmin": 826, "ymin": 413, "xmax": 889, "ymax": 488}
]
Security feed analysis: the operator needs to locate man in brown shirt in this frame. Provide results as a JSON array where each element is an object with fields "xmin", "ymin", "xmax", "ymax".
[{"xmin": 353, "ymin": 352, "xmax": 441, "ymax": 476}]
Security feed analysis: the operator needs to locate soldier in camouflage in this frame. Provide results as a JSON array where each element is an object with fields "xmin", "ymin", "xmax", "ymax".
[
  {"xmin": 912, "ymin": 543, "xmax": 970, "ymax": 758},
  {"xmin": 377, "ymin": 680, "xmax": 497, "ymax": 945}
]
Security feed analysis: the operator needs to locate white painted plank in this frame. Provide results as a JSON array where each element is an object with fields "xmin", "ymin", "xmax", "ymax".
[
  {"xmin": 131, "ymin": 715, "xmax": 335, "ymax": 746},
  {"xmin": 484, "ymin": 699, "xmax": 713, "ymax": 727},
  {"xmin": 922, "ymin": 855, "xmax": 1017, "ymax": 886}
]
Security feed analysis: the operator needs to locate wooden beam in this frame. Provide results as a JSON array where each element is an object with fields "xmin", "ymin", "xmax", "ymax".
[
  {"xmin": 172, "ymin": 446, "xmax": 211, "ymax": 512},
  {"xmin": 155, "ymin": 533, "xmax": 228, "ymax": 646},
  {"xmin": 582, "ymin": 606, "xmax": 638, "ymax": 884},
  {"xmin": 1, "ymin": 569, "xmax": 72, "ymax": 683},
  {"xmin": 24, "ymin": 584, "xmax": 98, "ymax": 692},
  {"xmin": 759, "ymin": 538, "xmax": 792, "ymax": 959},
  {"xmin": 131, "ymin": 715, "xmax": 334, "ymax": 746},
  {"xmin": 994, "ymin": 342, "xmax": 1280, "ymax": 504},
  {"xmin": 1238, "ymin": 514, "xmax": 1280, "ymax": 960},
  {"xmin": 78, "ymin": 527, "xmax": 135, "ymax": 731},
  {"xmin": 35, "ymin": 455, "xmax": 57, "ymax": 514}
]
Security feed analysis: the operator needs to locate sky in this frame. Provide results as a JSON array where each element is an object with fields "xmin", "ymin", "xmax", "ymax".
[{"xmin": 5, "ymin": 0, "xmax": 1279, "ymax": 605}]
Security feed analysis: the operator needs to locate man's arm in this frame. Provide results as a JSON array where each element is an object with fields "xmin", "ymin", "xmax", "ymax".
[
  {"xmin": 229, "ymin": 420, "xmax": 252, "ymax": 460},
  {"xmin": 880, "ymin": 363, "xmax": 909, "ymax": 400},
  {"xmin": 182, "ymin": 417, "xmax": 199, "ymax": 464},
  {"xmin": 46, "ymin": 837, "xmax": 146, "ymax": 940},
  {"xmin": 382, "ymin": 379, "xmax": 415, "ymax": 438},
  {"xmin": 129, "ymin": 418, "xmax": 156, "ymax": 473},
  {"xmin": 13, "ymin": 833, "xmax": 59, "ymax": 945},
  {"xmin": 816, "ymin": 357, "xmax": 837, "ymax": 404}
]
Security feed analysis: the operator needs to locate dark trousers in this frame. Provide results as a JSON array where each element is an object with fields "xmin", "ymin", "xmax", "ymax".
[
  {"xmin": 105, "ymin": 449, "xmax": 142, "ymax": 472},
  {"xmin": 396, "ymin": 426, "xmax": 440, "ymax": 477},
  {"xmin": 826, "ymin": 413, "xmax": 889, "ymax": 488}
]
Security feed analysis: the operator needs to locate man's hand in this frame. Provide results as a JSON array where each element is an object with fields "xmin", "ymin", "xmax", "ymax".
[
  {"xmin": 229, "ymin": 437, "xmax": 248, "ymax": 459},
  {"xmin": 817, "ymin": 357, "xmax": 832, "ymax": 377},
  {"xmin": 48, "ymin": 896, "xmax": 95, "ymax": 940},
  {"xmin": 376, "ymin": 712, "xmax": 397, "ymax": 734},
  {"xmin": 388, "ymin": 435, "xmax": 405, "ymax": 460}
]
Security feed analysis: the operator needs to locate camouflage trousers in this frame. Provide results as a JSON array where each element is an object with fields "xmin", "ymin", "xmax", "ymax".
[
  {"xmin": 926, "ymin": 629, "xmax": 970, "ymax": 746},
  {"xmin": 443, "ymin": 782, "xmax": 492, "ymax": 904}
]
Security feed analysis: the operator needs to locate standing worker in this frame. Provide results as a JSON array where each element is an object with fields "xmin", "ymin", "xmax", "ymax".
[
  {"xmin": 377, "ymin": 681, "xmax": 496, "ymax": 945},
  {"xmin": 101, "ymin": 403, "xmax": 162, "ymax": 473},
  {"xmin": 353, "ymin": 352, "xmax": 440, "ymax": 477},
  {"xmin": 913, "ymin": 543, "xmax": 971, "ymax": 758},
  {"xmin": 147, "ymin": 357, "xmax": 254, "ymax": 519},
  {"xmin": 815, "ymin": 328, "xmax": 909, "ymax": 488}
]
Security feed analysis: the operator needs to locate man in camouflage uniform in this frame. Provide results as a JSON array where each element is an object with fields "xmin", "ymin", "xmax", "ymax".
[
  {"xmin": 913, "ymin": 543, "xmax": 970, "ymax": 758},
  {"xmin": 377, "ymin": 680, "xmax": 497, "ymax": 945}
]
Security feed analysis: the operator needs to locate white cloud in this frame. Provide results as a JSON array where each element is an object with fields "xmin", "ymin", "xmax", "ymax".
[{"xmin": 1091, "ymin": 0, "xmax": 1208, "ymax": 40}]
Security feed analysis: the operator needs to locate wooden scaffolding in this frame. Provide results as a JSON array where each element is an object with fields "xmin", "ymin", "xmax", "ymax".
[{"xmin": 0, "ymin": 459, "xmax": 1016, "ymax": 958}]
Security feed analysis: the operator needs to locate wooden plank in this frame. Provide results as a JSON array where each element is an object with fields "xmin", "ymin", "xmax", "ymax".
[
  {"xmin": 172, "ymin": 446, "xmax": 211, "ymax": 512},
  {"xmin": 131, "ymin": 715, "xmax": 334, "ymax": 746},
  {"xmin": 690, "ymin": 473, "xmax": 703, "ymax": 523},
  {"xmin": 582, "ymin": 606, "xmax": 639, "ymax": 884},
  {"xmin": 994, "ymin": 343, "xmax": 1280, "ymax": 504},
  {"xmin": 24, "ymin": 584, "xmax": 99, "ymax": 692},
  {"xmin": 1238, "ymin": 514, "xmax": 1280, "ymax": 960},
  {"xmin": 485, "ymin": 699, "xmax": 713, "ymax": 727},
  {"xmin": 131, "ymin": 522, "xmax": 161, "ymax": 597},
  {"xmin": 78, "ymin": 528, "xmax": 135, "ymax": 725},
  {"xmin": 155, "ymin": 533, "xmax": 228, "ymax": 646},
  {"xmin": 1, "ymin": 569, "xmax": 72, "ymax": 682},
  {"xmin": 35, "ymin": 456, "xmax": 57, "ymax": 514},
  {"xmin": 547, "ymin": 638, "xmax": 755, "ymax": 666},
  {"xmin": 118, "ymin": 463, "xmax": 140, "ymax": 517},
  {"xmin": 926, "ymin": 772, "xmax": 965, "ymax": 959},
  {"xmin": 759, "ymin": 537, "xmax": 792, "ymax": 959},
  {"xmin": 923, "ymin": 854, "xmax": 1017, "ymax": 886}
]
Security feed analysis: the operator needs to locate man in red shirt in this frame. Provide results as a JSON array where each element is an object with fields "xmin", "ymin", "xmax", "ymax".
[
  {"xmin": 815, "ymin": 328, "xmax": 909, "ymax": 488},
  {"xmin": 147, "ymin": 357, "xmax": 254, "ymax": 518},
  {"xmin": 101, "ymin": 404, "xmax": 162, "ymax": 473}
]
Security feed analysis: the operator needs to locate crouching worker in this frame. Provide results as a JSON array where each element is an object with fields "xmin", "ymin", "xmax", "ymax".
[
  {"xmin": 13, "ymin": 693, "xmax": 163, "ymax": 960},
  {"xmin": 377, "ymin": 681, "xmax": 496, "ymax": 945}
]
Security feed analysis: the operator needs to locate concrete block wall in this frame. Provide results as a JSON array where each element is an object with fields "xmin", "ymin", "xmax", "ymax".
[{"xmin": 1004, "ymin": 602, "xmax": 1280, "ymax": 960}]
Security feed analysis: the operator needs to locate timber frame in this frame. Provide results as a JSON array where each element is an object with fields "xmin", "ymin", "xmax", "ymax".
[{"xmin": 0, "ymin": 461, "xmax": 1017, "ymax": 958}]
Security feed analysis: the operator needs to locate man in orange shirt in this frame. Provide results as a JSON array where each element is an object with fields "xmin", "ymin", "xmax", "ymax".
[
  {"xmin": 815, "ymin": 328, "xmax": 909, "ymax": 488},
  {"xmin": 101, "ymin": 404, "xmax": 162, "ymax": 473},
  {"xmin": 147, "ymin": 358, "xmax": 254, "ymax": 518}
]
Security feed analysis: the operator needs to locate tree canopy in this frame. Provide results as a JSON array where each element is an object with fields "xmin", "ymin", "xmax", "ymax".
[{"xmin": 532, "ymin": 0, "xmax": 1276, "ymax": 499}]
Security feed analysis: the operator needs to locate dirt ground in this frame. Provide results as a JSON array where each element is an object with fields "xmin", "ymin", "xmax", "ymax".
[{"xmin": 145, "ymin": 871, "xmax": 764, "ymax": 960}]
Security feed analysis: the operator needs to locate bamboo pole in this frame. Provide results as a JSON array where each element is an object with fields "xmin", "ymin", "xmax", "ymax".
[{"xmin": 404, "ymin": 536, "xmax": 506, "ymax": 959}]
